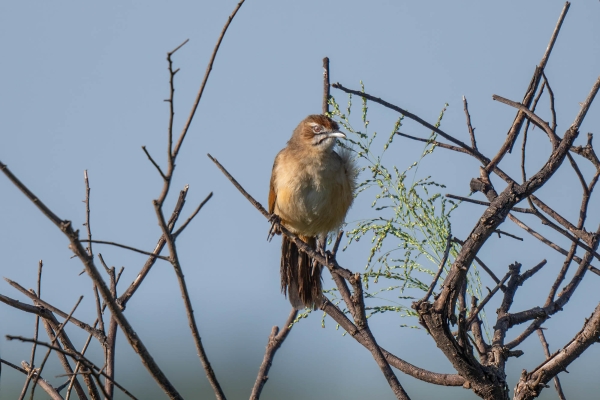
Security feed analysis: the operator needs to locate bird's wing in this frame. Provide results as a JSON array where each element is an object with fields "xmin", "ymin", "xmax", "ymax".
[{"xmin": 268, "ymin": 154, "xmax": 280, "ymax": 214}]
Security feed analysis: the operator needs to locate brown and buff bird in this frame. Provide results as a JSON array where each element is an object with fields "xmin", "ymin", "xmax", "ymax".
[{"xmin": 269, "ymin": 114, "xmax": 356, "ymax": 309}]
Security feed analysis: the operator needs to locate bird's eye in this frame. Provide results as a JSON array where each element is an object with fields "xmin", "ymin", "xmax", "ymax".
[{"xmin": 312, "ymin": 125, "xmax": 323, "ymax": 133}]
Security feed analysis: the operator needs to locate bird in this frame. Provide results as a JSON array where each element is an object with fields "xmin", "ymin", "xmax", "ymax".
[{"xmin": 268, "ymin": 114, "xmax": 357, "ymax": 310}]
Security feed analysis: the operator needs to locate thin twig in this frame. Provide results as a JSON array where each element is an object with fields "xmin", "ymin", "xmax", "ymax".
[
  {"xmin": 208, "ymin": 154, "xmax": 269, "ymax": 218},
  {"xmin": 508, "ymin": 213, "xmax": 600, "ymax": 270},
  {"xmin": 1, "ymin": 358, "xmax": 63, "ymax": 400},
  {"xmin": 422, "ymin": 232, "xmax": 452, "ymax": 302},
  {"xmin": 466, "ymin": 272, "xmax": 511, "ymax": 326},
  {"xmin": 84, "ymin": 170, "xmax": 93, "ymax": 257},
  {"xmin": 494, "ymin": 229, "xmax": 523, "ymax": 241},
  {"xmin": 166, "ymin": 39, "xmax": 190, "ymax": 168},
  {"xmin": 4, "ymin": 278, "xmax": 106, "ymax": 342},
  {"xmin": 173, "ymin": 191, "xmax": 213, "ymax": 238},
  {"xmin": 462, "ymin": 96, "xmax": 477, "ymax": 150},
  {"xmin": 452, "ymin": 238, "xmax": 501, "ymax": 284},
  {"xmin": 445, "ymin": 194, "xmax": 532, "ymax": 214},
  {"xmin": 520, "ymin": 78, "xmax": 546, "ymax": 183},
  {"xmin": 250, "ymin": 309, "xmax": 298, "ymax": 400},
  {"xmin": 142, "ymin": 146, "xmax": 167, "ymax": 181},
  {"xmin": 7, "ymin": 336, "xmax": 137, "ymax": 400},
  {"xmin": 118, "ymin": 186, "xmax": 189, "ymax": 306},
  {"xmin": 172, "ymin": 0, "xmax": 246, "ymax": 161},
  {"xmin": 542, "ymin": 72, "xmax": 557, "ymax": 131},
  {"xmin": 536, "ymin": 329, "xmax": 567, "ymax": 400},
  {"xmin": 66, "ymin": 328, "xmax": 95, "ymax": 400},
  {"xmin": 153, "ymin": 201, "xmax": 226, "ymax": 400},
  {"xmin": 0, "ymin": 161, "xmax": 183, "ymax": 398},
  {"xmin": 492, "ymin": 94, "xmax": 560, "ymax": 148},
  {"xmin": 331, "ymin": 230, "xmax": 344, "ymax": 257},
  {"xmin": 104, "ymin": 266, "xmax": 119, "ymax": 398},
  {"xmin": 18, "ymin": 261, "xmax": 44, "ymax": 400},
  {"xmin": 322, "ymin": 57, "xmax": 330, "ymax": 115},
  {"xmin": 80, "ymin": 240, "xmax": 171, "ymax": 261},
  {"xmin": 501, "ymin": 0, "xmax": 569, "ymax": 156},
  {"xmin": 397, "ymin": 133, "xmax": 471, "ymax": 155},
  {"xmin": 30, "ymin": 296, "xmax": 84, "ymax": 400},
  {"xmin": 333, "ymin": 83, "xmax": 474, "ymax": 153}
]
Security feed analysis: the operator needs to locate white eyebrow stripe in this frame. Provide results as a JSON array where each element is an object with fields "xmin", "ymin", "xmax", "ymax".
[{"xmin": 308, "ymin": 122, "xmax": 320, "ymax": 127}]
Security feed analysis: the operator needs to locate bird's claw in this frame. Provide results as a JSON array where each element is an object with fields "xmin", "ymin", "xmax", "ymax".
[{"xmin": 267, "ymin": 214, "xmax": 281, "ymax": 242}]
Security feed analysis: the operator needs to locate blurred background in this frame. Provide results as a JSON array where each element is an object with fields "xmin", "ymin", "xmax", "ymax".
[{"xmin": 1, "ymin": 1, "xmax": 599, "ymax": 398}]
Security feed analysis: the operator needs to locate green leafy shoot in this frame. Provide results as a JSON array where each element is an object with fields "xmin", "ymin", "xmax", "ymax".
[{"xmin": 327, "ymin": 83, "xmax": 486, "ymax": 332}]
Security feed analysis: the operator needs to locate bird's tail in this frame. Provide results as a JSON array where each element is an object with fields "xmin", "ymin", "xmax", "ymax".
[{"xmin": 281, "ymin": 235, "xmax": 322, "ymax": 310}]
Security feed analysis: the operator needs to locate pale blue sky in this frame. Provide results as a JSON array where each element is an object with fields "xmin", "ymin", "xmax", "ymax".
[{"xmin": 1, "ymin": 1, "xmax": 599, "ymax": 399}]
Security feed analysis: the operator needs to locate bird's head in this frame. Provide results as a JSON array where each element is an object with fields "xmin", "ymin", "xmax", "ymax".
[{"xmin": 290, "ymin": 114, "xmax": 346, "ymax": 151}]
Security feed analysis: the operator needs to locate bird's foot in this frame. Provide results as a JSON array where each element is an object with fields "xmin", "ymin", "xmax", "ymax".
[{"xmin": 267, "ymin": 214, "xmax": 281, "ymax": 242}]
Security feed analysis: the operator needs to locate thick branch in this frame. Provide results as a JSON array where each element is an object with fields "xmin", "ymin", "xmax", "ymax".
[{"xmin": 514, "ymin": 301, "xmax": 600, "ymax": 400}]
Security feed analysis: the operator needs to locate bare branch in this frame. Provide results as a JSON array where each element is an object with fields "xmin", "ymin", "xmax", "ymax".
[
  {"xmin": 494, "ymin": 229, "xmax": 523, "ymax": 241},
  {"xmin": 571, "ymin": 132, "xmax": 600, "ymax": 168},
  {"xmin": 462, "ymin": 96, "xmax": 477, "ymax": 150},
  {"xmin": 466, "ymin": 271, "xmax": 511, "ymax": 327},
  {"xmin": 30, "ymin": 296, "xmax": 88, "ymax": 400},
  {"xmin": 497, "ymin": 0, "xmax": 569, "ymax": 158},
  {"xmin": 173, "ymin": 191, "xmax": 213, "ymax": 238},
  {"xmin": 492, "ymin": 94, "xmax": 559, "ymax": 148},
  {"xmin": 452, "ymin": 237, "xmax": 501, "ymax": 284},
  {"xmin": 508, "ymin": 213, "xmax": 600, "ymax": 270},
  {"xmin": 422, "ymin": 232, "xmax": 452, "ymax": 302},
  {"xmin": 118, "ymin": 186, "xmax": 189, "ymax": 306},
  {"xmin": 396, "ymin": 133, "xmax": 471, "ymax": 155},
  {"xmin": 142, "ymin": 146, "xmax": 167, "ymax": 181},
  {"xmin": 333, "ymin": 83, "xmax": 472, "ymax": 152},
  {"xmin": 6, "ymin": 336, "xmax": 138, "ymax": 400},
  {"xmin": 18, "ymin": 261, "xmax": 44, "ymax": 400},
  {"xmin": 536, "ymin": 329, "xmax": 567, "ymax": 400},
  {"xmin": 250, "ymin": 309, "xmax": 298, "ymax": 400},
  {"xmin": 4, "ymin": 278, "xmax": 106, "ymax": 342},
  {"xmin": 322, "ymin": 57, "xmax": 330, "ymax": 115},
  {"xmin": 321, "ymin": 299, "xmax": 464, "ymax": 386},
  {"xmin": 514, "ymin": 301, "xmax": 600, "ymax": 400},
  {"xmin": 1, "ymin": 358, "xmax": 64, "ymax": 400},
  {"xmin": 0, "ymin": 162, "xmax": 183, "ymax": 399},
  {"xmin": 172, "ymin": 0, "xmax": 246, "ymax": 161},
  {"xmin": 80, "ymin": 240, "xmax": 171, "ymax": 261},
  {"xmin": 153, "ymin": 201, "xmax": 226, "ymax": 400}
]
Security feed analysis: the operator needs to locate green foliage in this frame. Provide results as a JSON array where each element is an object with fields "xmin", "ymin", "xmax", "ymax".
[{"xmin": 327, "ymin": 83, "xmax": 485, "ymax": 330}]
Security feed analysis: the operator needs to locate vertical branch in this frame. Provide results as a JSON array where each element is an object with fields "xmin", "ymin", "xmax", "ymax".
[
  {"xmin": 66, "ymin": 329, "xmax": 96, "ymax": 400},
  {"xmin": 153, "ymin": 203, "xmax": 226, "ymax": 400},
  {"xmin": 171, "ymin": 0, "xmax": 246, "ymax": 162},
  {"xmin": 250, "ymin": 309, "xmax": 298, "ymax": 400},
  {"xmin": 318, "ymin": 56, "xmax": 331, "ymax": 255},
  {"xmin": 166, "ymin": 39, "xmax": 189, "ymax": 167},
  {"xmin": 487, "ymin": 1, "xmax": 570, "ymax": 166},
  {"xmin": 17, "ymin": 261, "xmax": 44, "ymax": 400},
  {"xmin": 104, "ymin": 265, "xmax": 119, "ymax": 398},
  {"xmin": 536, "ymin": 329, "xmax": 567, "ymax": 400},
  {"xmin": 322, "ymin": 57, "xmax": 330, "ymax": 115},
  {"xmin": 462, "ymin": 96, "xmax": 477, "ymax": 150},
  {"xmin": 83, "ymin": 170, "xmax": 93, "ymax": 257},
  {"xmin": 118, "ymin": 186, "xmax": 189, "ymax": 306},
  {"xmin": 520, "ymin": 80, "xmax": 546, "ymax": 183},
  {"xmin": 30, "ymin": 296, "xmax": 89, "ymax": 400},
  {"xmin": 422, "ymin": 232, "xmax": 452, "ymax": 302}
]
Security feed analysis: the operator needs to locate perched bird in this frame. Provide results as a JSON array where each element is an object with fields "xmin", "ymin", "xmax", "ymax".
[{"xmin": 268, "ymin": 114, "xmax": 356, "ymax": 309}]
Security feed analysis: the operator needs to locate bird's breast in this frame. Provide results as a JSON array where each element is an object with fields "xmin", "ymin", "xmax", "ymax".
[{"xmin": 273, "ymin": 150, "xmax": 353, "ymax": 237}]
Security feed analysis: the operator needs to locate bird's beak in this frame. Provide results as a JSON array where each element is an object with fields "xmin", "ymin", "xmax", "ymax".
[{"xmin": 326, "ymin": 131, "xmax": 346, "ymax": 139}]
